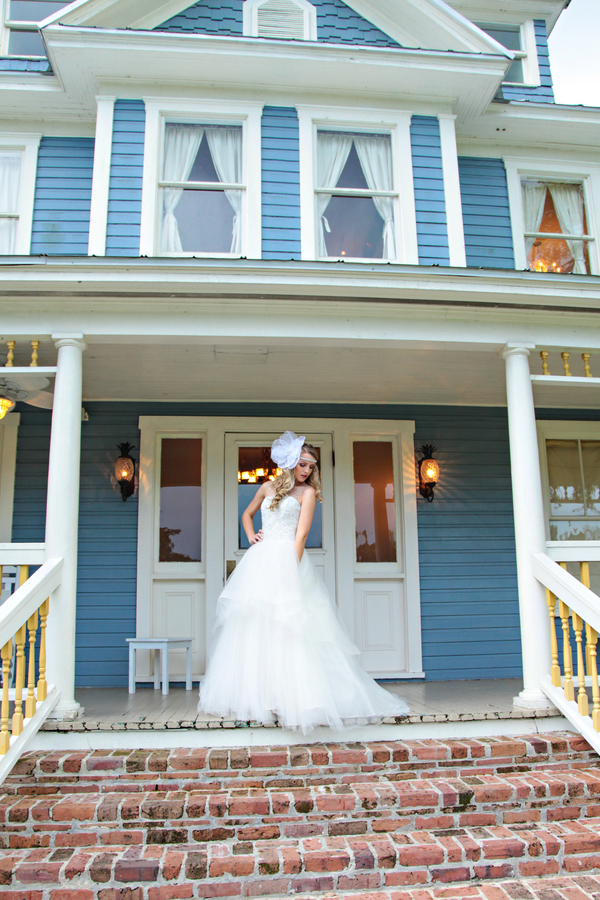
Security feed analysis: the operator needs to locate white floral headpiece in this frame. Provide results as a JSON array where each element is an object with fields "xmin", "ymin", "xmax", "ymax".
[{"xmin": 270, "ymin": 431, "xmax": 305, "ymax": 470}]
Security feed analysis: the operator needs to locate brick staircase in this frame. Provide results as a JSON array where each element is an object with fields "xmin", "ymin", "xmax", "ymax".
[{"xmin": 1, "ymin": 732, "xmax": 600, "ymax": 898}]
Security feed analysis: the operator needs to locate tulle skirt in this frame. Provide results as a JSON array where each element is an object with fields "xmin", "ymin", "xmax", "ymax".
[{"xmin": 198, "ymin": 538, "xmax": 409, "ymax": 733}]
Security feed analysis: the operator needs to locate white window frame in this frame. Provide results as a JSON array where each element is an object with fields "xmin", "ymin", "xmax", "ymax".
[
  {"xmin": 140, "ymin": 99, "xmax": 263, "ymax": 260},
  {"xmin": 0, "ymin": 412, "xmax": 19, "ymax": 542},
  {"xmin": 0, "ymin": 133, "xmax": 40, "ymax": 255},
  {"xmin": 505, "ymin": 156, "xmax": 600, "ymax": 276},
  {"xmin": 243, "ymin": 0, "xmax": 317, "ymax": 41},
  {"xmin": 477, "ymin": 19, "xmax": 540, "ymax": 87},
  {"xmin": 0, "ymin": 0, "xmax": 63, "ymax": 57},
  {"xmin": 538, "ymin": 420, "xmax": 600, "ymax": 551},
  {"xmin": 297, "ymin": 105, "xmax": 418, "ymax": 264}
]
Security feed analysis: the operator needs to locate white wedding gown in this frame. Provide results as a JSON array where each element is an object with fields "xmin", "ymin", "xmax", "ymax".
[{"xmin": 198, "ymin": 494, "xmax": 409, "ymax": 733}]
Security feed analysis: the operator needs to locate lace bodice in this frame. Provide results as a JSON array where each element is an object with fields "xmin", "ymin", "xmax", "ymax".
[{"xmin": 261, "ymin": 495, "xmax": 300, "ymax": 541}]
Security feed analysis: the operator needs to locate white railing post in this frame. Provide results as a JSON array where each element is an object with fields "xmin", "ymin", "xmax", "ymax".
[
  {"xmin": 503, "ymin": 343, "xmax": 553, "ymax": 708},
  {"xmin": 44, "ymin": 334, "xmax": 86, "ymax": 720}
]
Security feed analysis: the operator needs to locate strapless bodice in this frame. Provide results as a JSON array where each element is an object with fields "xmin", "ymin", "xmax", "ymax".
[{"xmin": 261, "ymin": 494, "xmax": 300, "ymax": 541}]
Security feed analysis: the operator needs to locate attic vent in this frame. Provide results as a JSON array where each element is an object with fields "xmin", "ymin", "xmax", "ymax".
[
  {"xmin": 244, "ymin": 0, "xmax": 317, "ymax": 41},
  {"xmin": 257, "ymin": 0, "xmax": 305, "ymax": 39}
]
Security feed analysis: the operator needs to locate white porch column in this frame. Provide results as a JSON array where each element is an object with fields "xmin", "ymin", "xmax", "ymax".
[
  {"xmin": 45, "ymin": 334, "xmax": 86, "ymax": 720},
  {"xmin": 503, "ymin": 343, "xmax": 552, "ymax": 708}
]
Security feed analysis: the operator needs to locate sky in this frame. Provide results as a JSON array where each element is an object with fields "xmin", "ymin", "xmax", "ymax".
[{"xmin": 548, "ymin": 0, "xmax": 600, "ymax": 107}]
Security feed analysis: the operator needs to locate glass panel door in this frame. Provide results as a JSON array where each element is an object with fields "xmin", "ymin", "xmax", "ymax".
[
  {"xmin": 353, "ymin": 440, "xmax": 397, "ymax": 563},
  {"xmin": 158, "ymin": 437, "xmax": 203, "ymax": 562}
]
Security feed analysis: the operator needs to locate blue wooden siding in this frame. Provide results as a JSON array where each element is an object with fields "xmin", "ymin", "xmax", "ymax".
[
  {"xmin": 30, "ymin": 137, "xmax": 94, "ymax": 256},
  {"xmin": 458, "ymin": 157, "xmax": 515, "ymax": 270},
  {"xmin": 106, "ymin": 100, "xmax": 145, "ymax": 257},
  {"xmin": 156, "ymin": 0, "xmax": 400, "ymax": 47},
  {"xmin": 410, "ymin": 116, "xmax": 449, "ymax": 266},
  {"xmin": 12, "ymin": 400, "xmax": 529, "ymax": 686},
  {"xmin": 501, "ymin": 21, "xmax": 554, "ymax": 103},
  {"xmin": 261, "ymin": 106, "xmax": 301, "ymax": 260}
]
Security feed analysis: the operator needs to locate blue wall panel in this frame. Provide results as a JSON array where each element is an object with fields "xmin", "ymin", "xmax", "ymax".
[
  {"xmin": 106, "ymin": 100, "xmax": 145, "ymax": 257},
  {"xmin": 11, "ymin": 400, "xmax": 535, "ymax": 687},
  {"xmin": 156, "ymin": 0, "xmax": 400, "ymax": 47},
  {"xmin": 458, "ymin": 156, "xmax": 515, "ymax": 269},
  {"xmin": 261, "ymin": 106, "xmax": 301, "ymax": 260},
  {"xmin": 410, "ymin": 116, "xmax": 450, "ymax": 266},
  {"xmin": 501, "ymin": 21, "xmax": 554, "ymax": 103},
  {"xmin": 30, "ymin": 137, "xmax": 94, "ymax": 256}
]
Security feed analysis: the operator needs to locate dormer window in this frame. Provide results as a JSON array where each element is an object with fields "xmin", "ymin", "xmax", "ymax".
[
  {"xmin": 243, "ymin": 0, "xmax": 317, "ymax": 41},
  {"xmin": 3, "ymin": 0, "xmax": 64, "ymax": 57},
  {"xmin": 478, "ymin": 21, "xmax": 540, "ymax": 86}
]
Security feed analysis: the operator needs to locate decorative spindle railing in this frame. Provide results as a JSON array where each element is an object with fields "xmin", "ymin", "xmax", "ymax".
[
  {"xmin": 533, "ymin": 551, "xmax": 600, "ymax": 750},
  {"xmin": 0, "ymin": 550, "xmax": 62, "ymax": 782},
  {"xmin": 3, "ymin": 339, "xmax": 43, "ymax": 368},
  {"xmin": 538, "ymin": 350, "xmax": 594, "ymax": 378}
]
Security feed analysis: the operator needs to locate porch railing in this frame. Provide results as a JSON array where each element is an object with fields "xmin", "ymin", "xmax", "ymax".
[
  {"xmin": 533, "ymin": 549, "xmax": 600, "ymax": 751},
  {"xmin": 0, "ymin": 547, "xmax": 62, "ymax": 785}
]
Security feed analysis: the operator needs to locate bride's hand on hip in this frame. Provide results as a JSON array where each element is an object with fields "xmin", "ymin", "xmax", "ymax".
[{"xmin": 250, "ymin": 530, "xmax": 263, "ymax": 544}]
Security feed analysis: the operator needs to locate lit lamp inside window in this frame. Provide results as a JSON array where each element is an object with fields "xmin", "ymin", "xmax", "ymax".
[
  {"xmin": 115, "ymin": 442, "xmax": 135, "ymax": 501},
  {"xmin": 418, "ymin": 444, "xmax": 440, "ymax": 502},
  {"xmin": 0, "ymin": 395, "xmax": 15, "ymax": 420}
]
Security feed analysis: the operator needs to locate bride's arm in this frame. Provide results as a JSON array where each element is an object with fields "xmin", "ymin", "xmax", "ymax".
[
  {"xmin": 242, "ymin": 482, "xmax": 269, "ymax": 544},
  {"xmin": 294, "ymin": 487, "xmax": 316, "ymax": 562}
]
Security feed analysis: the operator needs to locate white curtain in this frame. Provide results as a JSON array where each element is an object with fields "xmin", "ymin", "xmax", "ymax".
[
  {"xmin": 0, "ymin": 154, "xmax": 21, "ymax": 255},
  {"xmin": 205, "ymin": 127, "xmax": 243, "ymax": 255},
  {"xmin": 316, "ymin": 132, "xmax": 352, "ymax": 257},
  {"xmin": 161, "ymin": 125, "xmax": 204, "ymax": 253},
  {"xmin": 548, "ymin": 182, "xmax": 587, "ymax": 275},
  {"xmin": 521, "ymin": 181, "xmax": 547, "ymax": 263},
  {"xmin": 354, "ymin": 135, "xmax": 396, "ymax": 259}
]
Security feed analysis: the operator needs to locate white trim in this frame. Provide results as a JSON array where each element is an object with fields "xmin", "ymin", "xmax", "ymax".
[
  {"xmin": 243, "ymin": 0, "xmax": 317, "ymax": 41},
  {"xmin": 438, "ymin": 114, "xmax": 466, "ymax": 268},
  {"xmin": 87, "ymin": 96, "xmax": 115, "ymax": 257},
  {"xmin": 140, "ymin": 98, "xmax": 263, "ymax": 260},
  {"xmin": 0, "ymin": 412, "xmax": 19, "ymax": 543},
  {"xmin": 297, "ymin": 105, "xmax": 417, "ymax": 264},
  {"xmin": 504, "ymin": 156, "xmax": 600, "ymax": 276},
  {"xmin": 0, "ymin": 134, "xmax": 40, "ymax": 255},
  {"xmin": 520, "ymin": 19, "xmax": 540, "ymax": 87},
  {"xmin": 537, "ymin": 419, "xmax": 600, "ymax": 546}
]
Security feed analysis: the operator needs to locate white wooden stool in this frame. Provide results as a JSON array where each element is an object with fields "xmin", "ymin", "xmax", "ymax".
[{"xmin": 127, "ymin": 637, "xmax": 192, "ymax": 695}]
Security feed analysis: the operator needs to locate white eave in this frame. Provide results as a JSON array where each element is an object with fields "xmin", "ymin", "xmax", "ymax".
[
  {"xmin": 37, "ymin": 24, "xmax": 510, "ymax": 121},
  {"xmin": 0, "ymin": 256, "xmax": 599, "ymax": 313},
  {"xmin": 458, "ymin": 100, "xmax": 600, "ymax": 151}
]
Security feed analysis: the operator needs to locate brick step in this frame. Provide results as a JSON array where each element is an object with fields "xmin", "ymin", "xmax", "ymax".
[
  {"xmin": 3, "ymin": 768, "xmax": 600, "ymax": 852},
  {"xmin": 5, "ymin": 733, "xmax": 598, "ymax": 797},
  {"xmin": 2, "ymin": 815, "xmax": 600, "ymax": 895}
]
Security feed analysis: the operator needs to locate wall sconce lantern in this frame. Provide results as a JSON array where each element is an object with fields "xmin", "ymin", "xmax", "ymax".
[
  {"xmin": 115, "ymin": 442, "xmax": 136, "ymax": 501},
  {"xmin": 418, "ymin": 444, "xmax": 440, "ymax": 502}
]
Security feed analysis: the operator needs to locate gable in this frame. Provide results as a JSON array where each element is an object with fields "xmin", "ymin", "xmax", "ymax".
[{"xmin": 155, "ymin": 0, "xmax": 401, "ymax": 48}]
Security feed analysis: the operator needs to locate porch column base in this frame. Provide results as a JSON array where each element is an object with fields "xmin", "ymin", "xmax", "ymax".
[
  {"xmin": 513, "ymin": 688, "xmax": 555, "ymax": 710},
  {"xmin": 47, "ymin": 699, "xmax": 84, "ymax": 722}
]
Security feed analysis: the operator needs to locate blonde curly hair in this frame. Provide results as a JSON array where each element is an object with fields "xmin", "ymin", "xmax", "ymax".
[{"xmin": 269, "ymin": 442, "xmax": 323, "ymax": 510}]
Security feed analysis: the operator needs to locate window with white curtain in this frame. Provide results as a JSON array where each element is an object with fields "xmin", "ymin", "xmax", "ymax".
[
  {"xmin": 315, "ymin": 130, "xmax": 398, "ymax": 261},
  {"xmin": 159, "ymin": 123, "xmax": 244, "ymax": 255},
  {"xmin": 0, "ymin": 150, "xmax": 22, "ymax": 254},
  {"xmin": 522, "ymin": 179, "xmax": 593, "ymax": 275},
  {"xmin": 3, "ymin": 0, "xmax": 65, "ymax": 57}
]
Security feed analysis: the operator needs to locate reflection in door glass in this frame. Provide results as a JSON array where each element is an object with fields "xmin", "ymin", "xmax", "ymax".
[
  {"xmin": 353, "ymin": 441, "xmax": 397, "ymax": 563},
  {"xmin": 237, "ymin": 446, "xmax": 323, "ymax": 549},
  {"xmin": 159, "ymin": 438, "xmax": 202, "ymax": 562}
]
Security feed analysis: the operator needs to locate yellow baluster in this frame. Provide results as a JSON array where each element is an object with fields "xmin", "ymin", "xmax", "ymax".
[
  {"xmin": 37, "ymin": 598, "xmax": 49, "ymax": 702},
  {"xmin": 540, "ymin": 350, "xmax": 550, "ymax": 375},
  {"xmin": 572, "ymin": 611, "xmax": 589, "ymax": 716},
  {"xmin": 30, "ymin": 340, "xmax": 39, "ymax": 367},
  {"xmin": 19, "ymin": 565, "xmax": 28, "ymax": 588},
  {"xmin": 5, "ymin": 340, "xmax": 14, "ymax": 367},
  {"xmin": 582, "ymin": 353, "xmax": 592, "ymax": 378},
  {"xmin": 546, "ymin": 588, "xmax": 562, "ymax": 687},
  {"xmin": 25, "ymin": 609, "xmax": 38, "ymax": 719},
  {"xmin": 0, "ymin": 638, "xmax": 12, "ymax": 754},
  {"xmin": 580, "ymin": 562, "xmax": 592, "ymax": 672},
  {"xmin": 586, "ymin": 624, "xmax": 600, "ymax": 731},
  {"xmin": 561, "ymin": 352, "xmax": 572, "ymax": 376},
  {"xmin": 12, "ymin": 623, "xmax": 26, "ymax": 736}
]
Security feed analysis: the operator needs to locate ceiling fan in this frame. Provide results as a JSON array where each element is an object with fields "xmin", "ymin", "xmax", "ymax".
[{"xmin": 0, "ymin": 374, "xmax": 54, "ymax": 419}]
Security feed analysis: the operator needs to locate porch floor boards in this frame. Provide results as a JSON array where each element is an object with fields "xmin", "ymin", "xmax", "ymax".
[{"xmin": 39, "ymin": 678, "xmax": 560, "ymax": 732}]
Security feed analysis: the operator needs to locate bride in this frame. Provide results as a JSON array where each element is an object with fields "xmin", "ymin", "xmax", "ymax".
[{"xmin": 198, "ymin": 430, "xmax": 409, "ymax": 732}]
